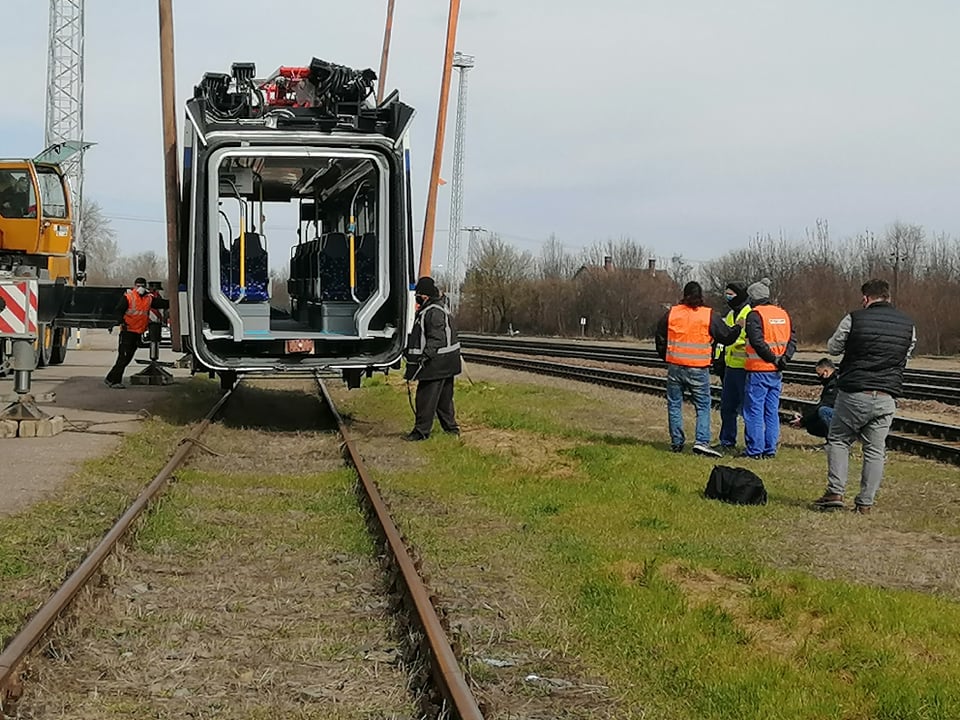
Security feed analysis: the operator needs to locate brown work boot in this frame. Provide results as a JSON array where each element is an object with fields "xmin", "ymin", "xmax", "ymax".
[
  {"xmin": 812, "ymin": 492, "xmax": 845, "ymax": 510},
  {"xmin": 852, "ymin": 504, "xmax": 871, "ymax": 515}
]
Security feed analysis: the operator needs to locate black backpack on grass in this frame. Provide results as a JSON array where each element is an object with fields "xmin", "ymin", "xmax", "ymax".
[{"xmin": 704, "ymin": 465, "xmax": 767, "ymax": 506}]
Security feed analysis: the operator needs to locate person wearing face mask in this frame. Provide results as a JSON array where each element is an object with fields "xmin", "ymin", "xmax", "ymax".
[
  {"xmin": 789, "ymin": 358, "xmax": 838, "ymax": 438},
  {"xmin": 712, "ymin": 281, "xmax": 752, "ymax": 452},
  {"xmin": 104, "ymin": 277, "xmax": 168, "ymax": 389},
  {"xmin": 655, "ymin": 281, "xmax": 744, "ymax": 457},
  {"xmin": 403, "ymin": 276, "xmax": 461, "ymax": 440}
]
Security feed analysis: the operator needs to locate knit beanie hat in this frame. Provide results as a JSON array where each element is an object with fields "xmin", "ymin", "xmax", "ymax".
[
  {"xmin": 414, "ymin": 276, "xmax": 440, "ymax": 298},
  {"xmin": 747, "ymin": 277, "xmax": 771, "ymax": 302},
  {"xmin": 725, "ymin": 281, "xmax": 748, "ymax": 302}
]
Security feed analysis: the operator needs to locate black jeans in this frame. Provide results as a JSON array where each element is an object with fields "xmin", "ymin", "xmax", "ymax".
[
  {"xmin": 414, "ymin": 376, "xmax": 458, "ymax": 437},
  {"xmin": 105, "ymin": 330, "xmax": 141, "ymax": 384}
]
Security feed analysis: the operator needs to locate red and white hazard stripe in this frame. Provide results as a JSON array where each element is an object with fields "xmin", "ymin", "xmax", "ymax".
[{"xmin": 0, "ymin": 279, "xmax": 39, "ymax": 339}]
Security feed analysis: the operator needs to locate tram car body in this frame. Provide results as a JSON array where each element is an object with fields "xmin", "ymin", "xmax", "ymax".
[{"xmin": 179, "ymin": 58, "xmax": 417, "ymax": 387}]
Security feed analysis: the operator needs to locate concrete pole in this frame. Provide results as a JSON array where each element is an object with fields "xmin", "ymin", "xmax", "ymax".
[{"xmin": 159, "ymin": 0, "xmax": 182, "ymax": 352}]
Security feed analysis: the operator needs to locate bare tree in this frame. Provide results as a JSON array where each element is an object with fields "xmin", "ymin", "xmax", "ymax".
[
  {"xmin": 115, "ymin": 252, "xmax": 166, "ymax": 285},
  {"xmin": 460, "ymin": 234, "xmax": 533, "ymax": 332},
  {"xmin": 539, "ymin": 233, "xmax": 575, "ymax": 279},
  {"xmin": 669, "ymin": 254, "xmax": 694, "ymax": 287},
  {"xmin": 77, "ymin": 200, "xmax": 119, "ymax": 284},
  {"xmin": 536, "ymin": 235, "xmax": 577, "ymax": 334},
  {"xmin": 883, "ymin": 221, "xmax": 924, "ymax": 299}
]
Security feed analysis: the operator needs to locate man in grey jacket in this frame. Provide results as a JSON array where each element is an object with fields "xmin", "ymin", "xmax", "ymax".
[{"xmin": 812, "ymin": 279, "xmax": 916, "ymax": 514}]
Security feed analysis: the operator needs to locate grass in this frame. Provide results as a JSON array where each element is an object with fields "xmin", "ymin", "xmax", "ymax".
[
  {"xmin": 337, "ymin": 374, "xmax": 960, "ymax": 720},
  {"xmin": 0, "ymin": 377, "xmax": 223, "ymax": 645}
]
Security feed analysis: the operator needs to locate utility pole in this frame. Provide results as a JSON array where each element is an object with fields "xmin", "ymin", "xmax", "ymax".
[
  {"xmin": 377, "ymin": 0, "xmax": 396, "ymax": 103},
  {"xmin": 46, "ymin": 0, "xmax": 86, "ymax": 233},
  {"xmin": 158, "ymin": 0, "xmax": 181, "ymax": 351},
  {"xmin": 419, "ymin": 0, "xmax": 461, "ymax": 279},
  {"xmin": 446, "ymin": 52, "xmax": 475, "ymax": 311},
  {"xmin": 462, "ymin": 226, "xmax": 486, "ymax": 331},
  {"xmin": 462, "ymin": 224, "xmax": 485, "ymax": 285}
]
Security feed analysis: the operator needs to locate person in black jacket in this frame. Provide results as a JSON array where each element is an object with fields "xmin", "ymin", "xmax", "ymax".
[
  {"xmin": 403, "ymin": 276, "xmax": 462, "ymax": 441},
  {"xmin": 789, "ymin": 358, "xmax": 837, "ymax": 438},
  {"xmin": 812, "ymin": 279, "xmax": 916, "ymax": 514},
  {"xmin": 654, "ymin": 281, "xmax": 743, "ymax": 457}
]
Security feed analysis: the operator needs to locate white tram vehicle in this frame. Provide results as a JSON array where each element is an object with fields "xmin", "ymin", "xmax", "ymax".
[{"xmin": 178, "ymin": 58, "xmax": 418, "ymax": 388}]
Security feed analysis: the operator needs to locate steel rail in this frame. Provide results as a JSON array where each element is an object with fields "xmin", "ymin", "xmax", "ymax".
[
  {"xmin": 0, "ymin": 385, "xmax": 235, "ymax": 709},
  {"xmin": 460, "ymin": 335, "xmax": 960, "ymax": 405},
  {"xmin": 462, "ymin": 351, "xmax": 960, "ymax": 466},
  {"xmin": 315, "ymin": 378, "xmax": 484, "ymax": 720}
]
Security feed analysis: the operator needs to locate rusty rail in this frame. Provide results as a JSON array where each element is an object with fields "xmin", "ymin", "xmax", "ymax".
[
  {"xmin": 0, "ymin": 386, "xmax": 235, "ymax": 711},
  {"xmin": 315, "ymin": 378, "xmax": 483, "ymax": 720}
]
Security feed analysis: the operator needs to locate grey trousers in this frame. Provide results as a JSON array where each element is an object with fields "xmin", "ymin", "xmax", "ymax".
[{"xmin": 825, "ymin": 390, "xmax": 896, "ymax": 507}]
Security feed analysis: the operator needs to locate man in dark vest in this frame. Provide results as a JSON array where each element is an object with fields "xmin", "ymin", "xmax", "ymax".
[
  {"xmin": 403, "ymin": 276, "xmax": 462, "ymax": 440},
  {"xmin": 812, "ymin": 279, "xmax": 916, "ymax": 514}
]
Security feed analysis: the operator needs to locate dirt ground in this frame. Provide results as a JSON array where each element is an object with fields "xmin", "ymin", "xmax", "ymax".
[
  {"xmin": 18, "ymin": 380, "xmax": 416, "ymax": 719},
  {"xmin": 0, "ymin": 330, "xmax": 192, "ymax": 517}
]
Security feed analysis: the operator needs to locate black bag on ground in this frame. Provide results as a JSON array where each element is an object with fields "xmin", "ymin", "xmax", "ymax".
[{"xmin": 704, "ymin": 465, "xmax": 767, "ymax": 505}]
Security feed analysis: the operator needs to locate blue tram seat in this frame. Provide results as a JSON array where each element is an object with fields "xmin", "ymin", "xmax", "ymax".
[
  {"xmin": 319, "ymin": 233, "xmax": 351, "ymax": 301},
  {"xmin": 219, "ymin": 234, "xmax": 233, "ymax": 296},
  {"xmin": 225, "ymin": 232, "xmax": 269, "ymax": 302},
  {"xmin": 288, "ymin": 243, "xmax": 303, "ymax": 299},
  {"xmin": 355, "ymin": 233, "xmax": 378, "ymax": 300}
]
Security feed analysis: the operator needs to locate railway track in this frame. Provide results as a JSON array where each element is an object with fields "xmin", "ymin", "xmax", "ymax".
[
  {"xmin": 463, "ymin": 351, "xmax": 960, "ymax": 466},
  {"xmin": 0, "ymin": 379, "xmax": 483, "ymax": 720},
  {"xmin": 461, "ymin": 335, "xmax": 960, "ymax": 405}
]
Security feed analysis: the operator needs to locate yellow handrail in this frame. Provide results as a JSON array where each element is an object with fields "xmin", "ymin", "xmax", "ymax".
[
  {"xmin": 239, "ymin": 215, "xmax": 246, "ymax": 291},
  {"xmin": 349, "ymin": 214, "xmax": 356, "ymax": 293}
]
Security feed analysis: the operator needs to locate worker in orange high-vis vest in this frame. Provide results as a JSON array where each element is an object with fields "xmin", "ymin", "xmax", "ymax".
[
  {"xmin": 104, "ymin": 277, "xmax": 169, "ymax": 389},
  {"xmin": 655, "ymin": 281, "xmax": 744, "ymax": 457},
  {"xmin": 742, "ymin": 278, "xmax": 797, "ymax": 458}
]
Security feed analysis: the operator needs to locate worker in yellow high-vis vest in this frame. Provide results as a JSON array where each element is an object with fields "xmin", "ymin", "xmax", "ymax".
[
  {"xmin": 655, "ymin": 281, "xmax": 744, "ymax": 457},
  {"xmin": 714, "ymin": 282, "xmax": 751, "ymax": 452}
]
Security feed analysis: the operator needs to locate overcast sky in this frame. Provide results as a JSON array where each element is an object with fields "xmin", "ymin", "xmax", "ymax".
[{"xmin": 1, "ymin": 1, "xmax": 958, "ymax": 270}]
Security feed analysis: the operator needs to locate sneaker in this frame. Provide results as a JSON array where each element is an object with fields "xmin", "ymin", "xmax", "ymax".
[
  {"xmin": 710, "ymin": 443, "xmax": 735, "ymax": 455},
  {"xmin": 403, "ymin": 431, "xmax": 428, "ymax": 442},
  {"xmin": 738, "ymin": 451, "xmax": 762, "ymax": 460},
  {"xmin": 103, "ymin": 380, "xmax": 125, "ymax": 389},
  {"xmin": 693, "ymin": 443, "xmax": 723, "ymax": 458},
  {"xmin": 443, "ymin": 427, "xmax": 461, "ymax": 436},
  {"xmin": 852, "ymin": 504, "xmax": 871, "ymax": 515},
  {"xmin": 812, "ymin": 492, "xmax": 845, "ymax": 509},
  {"xmin": 761, "ymin": 453, "xmax": 776, "ymax": 460},
  {"xmin": 670, "ymin": 444, "xmax": 684, "ymax": 453}
]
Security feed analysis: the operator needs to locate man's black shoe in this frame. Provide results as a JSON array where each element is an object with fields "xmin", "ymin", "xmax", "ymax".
[{"xmin": 403, "ymin": 431, "xmax": 428, "ymax": 441}]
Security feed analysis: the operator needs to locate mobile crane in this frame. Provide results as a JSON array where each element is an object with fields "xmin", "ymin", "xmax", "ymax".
[{"xmin": 0, "ymin": 141, "xmax": 90, "ymax": 370}]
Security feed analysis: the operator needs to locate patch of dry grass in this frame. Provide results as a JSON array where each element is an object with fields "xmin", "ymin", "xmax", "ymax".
[{"xmin": 17, "ymin": 380, "xmax": 417, "ymax": 720}]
